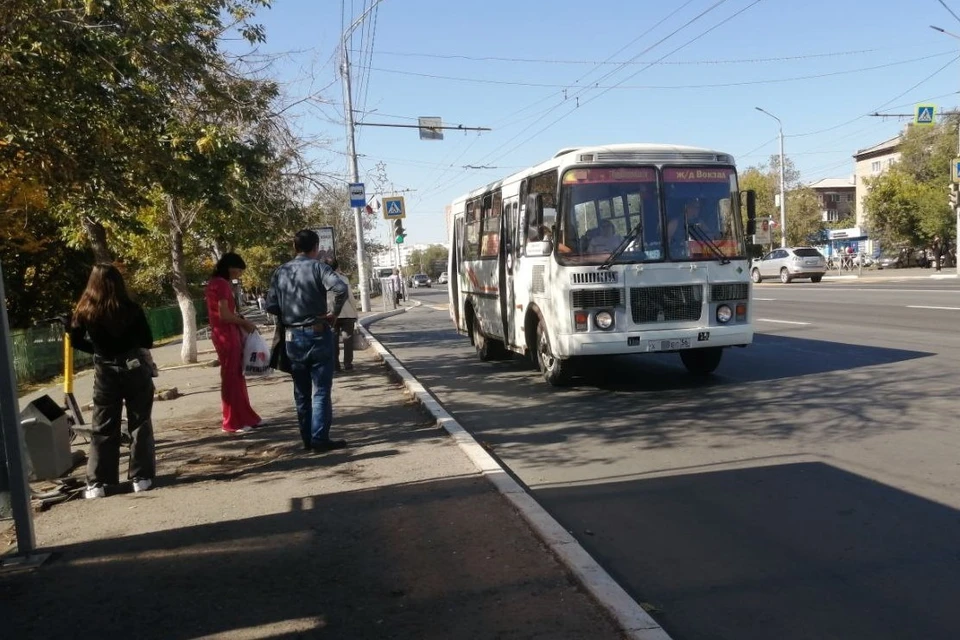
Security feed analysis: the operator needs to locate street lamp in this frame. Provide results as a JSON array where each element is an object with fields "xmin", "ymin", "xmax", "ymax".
[
  {"xmin": 930, "ymin": 24, "xmax": 960, "ymax": 275},
  {"xmin": 755, "ymin": 107, "xmax": 788, "ymax": 248},
  {"xmin": 341, "ymin": 0, "xmax": 387, "ymax": 312}
]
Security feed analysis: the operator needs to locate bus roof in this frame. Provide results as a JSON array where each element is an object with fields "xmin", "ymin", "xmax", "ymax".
[{"xmin": 452, "ymin": 142, "xmax": 736, "ymax": 205}]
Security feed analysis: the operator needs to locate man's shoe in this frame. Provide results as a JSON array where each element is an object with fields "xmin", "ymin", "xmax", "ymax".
[
  {"xmin": 343, "ymin": 363, "xmax": 353, "ymax": 371},
  {"xmin": 131, "ymin": 478, "xmax": 152, "ymax": 493},
  {"xmin": 84, "ymin": 484, "xmax": 106, "ymax": 500},
  {"xmin": 310, "ymin": 439, "xmax": 348, "ymax": 452}
]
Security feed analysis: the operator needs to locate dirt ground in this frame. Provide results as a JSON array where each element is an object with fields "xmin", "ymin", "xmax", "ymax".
[{"xmin": 2, "ymin": 333, "xmax": 625, "ymax": 639}]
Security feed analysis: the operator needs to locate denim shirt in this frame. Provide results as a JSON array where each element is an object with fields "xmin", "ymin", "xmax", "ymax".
[{"xmin": 266, "ymin": 256, "xmax": 348, "ymax": 326}]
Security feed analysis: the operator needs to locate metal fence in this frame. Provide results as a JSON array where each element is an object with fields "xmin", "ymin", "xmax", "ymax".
[{"xmin": 11, "ymin": 299, "xmax": 208, "ymax": 385}]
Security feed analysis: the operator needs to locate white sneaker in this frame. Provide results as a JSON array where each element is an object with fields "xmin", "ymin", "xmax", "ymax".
[
  {"xmin": 131, "ymin": 478, "xmax": 152, "ymax": 493},
  {"xmin": 84, "ymin": 485, "xmax": 105, "ymax": 500}
]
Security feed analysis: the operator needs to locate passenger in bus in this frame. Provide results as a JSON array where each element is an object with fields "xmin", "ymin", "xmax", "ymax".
[
  {"xmin": 667, "ymin": 199, "xmax": 704, "ymax": 257},
  {"xmin": 586, "ymin": 219, "xmax": 622, "ymax": 254}
]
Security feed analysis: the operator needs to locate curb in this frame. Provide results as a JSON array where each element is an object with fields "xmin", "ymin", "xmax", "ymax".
[{"xmin": 359, "ymin": 315, "xmax": 673, "ymax": 640}]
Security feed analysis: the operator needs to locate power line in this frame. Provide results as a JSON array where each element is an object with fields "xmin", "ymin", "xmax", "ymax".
[
  {"xmin": 354, "ymin": 46, "xmax": 900, "ymax": 66},
  {"xmin": 361, "ymin": 52, "xmax": 954, "ymax": 90}
]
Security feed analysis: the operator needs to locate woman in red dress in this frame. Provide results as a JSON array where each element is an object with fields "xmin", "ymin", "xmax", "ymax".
[{"xmin": 205, "ymin": 253, "xmax": 261, "ymax": 433}]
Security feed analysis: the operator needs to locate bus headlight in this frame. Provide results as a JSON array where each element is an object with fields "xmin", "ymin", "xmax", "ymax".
[
  {"xmin": 716, "ymin": 305, "xmax": 733, "ymax": 323},
  {"xmin": 595, "ymin": 310, "xmax": 614, "ymax": 330}
]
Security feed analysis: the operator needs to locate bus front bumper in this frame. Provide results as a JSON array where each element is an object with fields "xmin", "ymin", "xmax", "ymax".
[{"xmin": 557, "ymin": 326, "xmax": 754, "ymax": 357}]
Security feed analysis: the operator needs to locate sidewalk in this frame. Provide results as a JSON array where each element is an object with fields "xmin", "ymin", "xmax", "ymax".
[
  {"xmin": 822, "ymin": 266, "xmax": 959, "ymax": 282},
  {"xmin": 1, "ymin": 311, "xmax": 626, "ymax": 639}
]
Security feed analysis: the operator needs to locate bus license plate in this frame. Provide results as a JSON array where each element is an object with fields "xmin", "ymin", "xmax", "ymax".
[{"xmin": 648, "ymin": 338, "xmax": 691, "ymax": 352}]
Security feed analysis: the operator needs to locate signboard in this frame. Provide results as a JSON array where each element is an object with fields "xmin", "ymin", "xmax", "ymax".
[
  {"xmin": 383, "ymin": 196, "xmax": 406, "ymax": 219},
  {"xmin": 349, "ymin": 182, "xmax": 366, "ymax": 208},
  {"xmin": 915, "ymin": 104, "xmax": 935, "ymax": 127},
  {"xmin": 315, "ymin": 226, "xmax": 335, "ymax": 262},
  {"xmin": 754, "ymin": 218, "xmax": 772, "ymax": 244},
  {"xmin": 952, "ymin": 158, "xmax": 960, "ymax": 184},
  {"xmin": 419, "ymin": 117, "xmax": 443, "ymax": 141}
]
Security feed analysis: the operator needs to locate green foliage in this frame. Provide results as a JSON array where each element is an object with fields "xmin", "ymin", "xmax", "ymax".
[
  {"xmin": 407, "ymin": 245, "xmax": 450, "ymax": 278},
  {"xmin": 739, "ymin": 155, "xmax": 825, "ymax": 246},
  {"xmin": 863, "ymin": 120, "xmax": 956, "ymax": 248}
]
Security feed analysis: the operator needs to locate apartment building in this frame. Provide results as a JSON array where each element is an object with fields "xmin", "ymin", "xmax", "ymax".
[{"xmin": 808, "ymin": 177, "xmax": 856, "ymax": 224}]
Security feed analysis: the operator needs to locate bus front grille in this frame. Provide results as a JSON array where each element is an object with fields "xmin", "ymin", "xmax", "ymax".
[
  {"xmin": 630, "ymin": 285, "xmax": 703, "ymax": 324},
  {"xmin": 572, "ymin": 288, "xmax": 622, "ymax": 309},
  {"xmin": 711, "ymin": 282, "xmax": 749, "ymax": 301}
]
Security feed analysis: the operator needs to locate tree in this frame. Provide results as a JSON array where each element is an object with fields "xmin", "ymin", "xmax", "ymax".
[
  {"xmin": 863, "ymin": 119, "xmax": 956, "ymax": 249},
  {"xmin": 407, "ymin": 246, "xmax": 449, "ymax": 278},
  {"xmin": 739, "ymin": 155, "xmax": 820, "ymax": 246}
]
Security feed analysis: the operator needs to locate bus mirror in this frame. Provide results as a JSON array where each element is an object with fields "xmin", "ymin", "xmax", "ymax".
[{"xmin": 742, "ymin": 189, "xmax": 757, "ymax": 235}]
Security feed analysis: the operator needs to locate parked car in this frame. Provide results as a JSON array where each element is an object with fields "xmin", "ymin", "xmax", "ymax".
[
  {"xmin": 876, "ymin": 247, "xmax": 926, "ymax": 269},
  {"xmin": 751, "ymin": 247, "xmax": 826, "ymax": 284},
  {"xmin": 437, "ymin": 272, "xmax": 449, "ymax": 284},
  {"xmin": 411, "ymin": 273, "xmax": 431, "ymax": 288}
]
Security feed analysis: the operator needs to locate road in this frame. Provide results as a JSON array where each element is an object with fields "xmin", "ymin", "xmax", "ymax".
[{"xmin": 370, "ymin": 279, "xmax": 960, "ymax": 640}]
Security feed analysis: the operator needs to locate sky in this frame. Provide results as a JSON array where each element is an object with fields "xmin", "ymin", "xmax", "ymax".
[{"xmin": 235, "ymin": 0, "xmax": 960, "ymax": 245}]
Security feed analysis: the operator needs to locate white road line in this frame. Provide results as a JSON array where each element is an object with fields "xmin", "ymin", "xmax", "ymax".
[
  {"xmin": 753, "ymin": 297, "xmax": 777, "ymax": 301},
  {"xmin": 906, "ymin": 305, "xmax": 960, "ymax": 311},
  {"xmin": 757, "ymin": 318, "xmax": 811, "ymax": 325}
]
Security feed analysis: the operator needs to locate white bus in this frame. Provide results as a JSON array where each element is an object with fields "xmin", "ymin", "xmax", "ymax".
[{"xmin": 447, "ymin": 143, "xmax": 758, "ymax": 385}]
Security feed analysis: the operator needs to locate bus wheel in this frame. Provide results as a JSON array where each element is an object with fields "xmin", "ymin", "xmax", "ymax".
[
  {"xmin": 680, "ymin": 347, "xmax": 723, "ymax": 376},
  {"xmin": 536, "ymin": 322, "xmax": 572, "ymax": 386},
  {"xmin": 472, "ymin": 318, "xmax": 493, "ymax": 361}
]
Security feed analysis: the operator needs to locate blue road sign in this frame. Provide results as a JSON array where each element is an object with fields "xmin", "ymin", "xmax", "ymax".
[
  {"xmin": 349, "ymin": 182, "xmax": 366, "ymax": 208},
  {"xmin": 383, "ymin": 196, "xmax": 406, "ymax": 219},
  {"xmin": 915, "ymin": 105, "xmax": 935, "ymax": 126}
]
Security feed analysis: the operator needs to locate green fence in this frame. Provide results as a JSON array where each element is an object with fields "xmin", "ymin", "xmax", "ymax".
[{"xmin": 11, "ymin": 299, "xmax": 208, "ymax": 386}]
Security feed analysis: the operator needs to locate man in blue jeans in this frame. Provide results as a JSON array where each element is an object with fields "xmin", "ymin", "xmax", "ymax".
[{"xmin": 266, "ymin": 230, "xmax": 349, "ymax": 452}]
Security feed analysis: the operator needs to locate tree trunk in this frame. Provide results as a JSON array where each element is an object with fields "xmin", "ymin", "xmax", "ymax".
[
  {"xmin": 167, "ymin": 196, "xmax": 198, "ymax": 363},
  {"xmin": 82, "ymin": 216, "xmax": 112, "ymax": 263}
]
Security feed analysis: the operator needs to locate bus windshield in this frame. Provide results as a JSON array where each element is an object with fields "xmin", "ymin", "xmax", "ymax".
[{"xmin": 556, "ymin": 165, "xmax": 744, "ymax": 265}]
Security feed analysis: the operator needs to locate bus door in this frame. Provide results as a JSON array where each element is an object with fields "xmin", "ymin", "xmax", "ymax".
[
  {"xmin": 500, "ymin": 197, "xmax": 519, "ymax": 348},
  {"xmin": 475, "ymin": 191, "xmax": 504, "ymax": 341},
  {"xmin": 450, "ymin": 213, "xmax": 465, "ymax": 332}
]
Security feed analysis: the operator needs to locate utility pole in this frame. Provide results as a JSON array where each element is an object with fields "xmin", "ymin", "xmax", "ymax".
[
  {"xmin": 930, "ymin": 24, "xmax": 960, "ymax": 275},
  {"xmin": 341, "ymin": 0, "xmax": 386, "ymax": 312},
  {"xmin": 756, "ymin": 107, "xmax": 787, "ymax": 248}
]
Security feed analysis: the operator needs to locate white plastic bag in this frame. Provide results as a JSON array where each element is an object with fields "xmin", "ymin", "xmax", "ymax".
[{"xmin": 243, "ymin": 331, "xmax": 272, "ymax": 377}]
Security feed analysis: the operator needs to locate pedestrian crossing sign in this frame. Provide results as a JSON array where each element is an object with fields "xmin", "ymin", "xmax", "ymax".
[
  {"xmin": 383, "ymin": 196, "xmax": 406, "ymax": 220},
  {"xmin": 915, "ymin": 104, "xmax": 935, "ymax": 126}
]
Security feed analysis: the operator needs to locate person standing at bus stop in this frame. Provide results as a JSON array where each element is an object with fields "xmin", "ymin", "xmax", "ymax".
[
  {"xmin": 326, "ymin": 258, "xmax": 358, "ymax": 372},
  {"xmin": 267, "ymin": 229, "xmax": 349, "ymax": 452},
  {"xmin": 70, "ymin": 264, "xmax": 156, "ymax": 499}
]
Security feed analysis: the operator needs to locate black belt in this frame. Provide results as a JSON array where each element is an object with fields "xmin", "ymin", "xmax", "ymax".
[{"xmin": 288, "ymin": 321, "xmax": 329, "ymax": 330}]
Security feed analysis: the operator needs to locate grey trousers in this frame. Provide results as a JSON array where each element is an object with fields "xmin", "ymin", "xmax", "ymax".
[{"xmin": 334, "ymin": 318, "xmax": 356, "ymax": 367}]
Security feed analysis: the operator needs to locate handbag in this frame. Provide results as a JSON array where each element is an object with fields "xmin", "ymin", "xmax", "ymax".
[
  {"xmin": 269, "ymin": 323, "xmax": 292, "ymax": 374},
  {"xmin": 351, "ymin": 331, "xmax": 370, "ymax": 351},
  {"xmin": 243, "ymin": 330, "xmax": 272, "ymax": 377}
]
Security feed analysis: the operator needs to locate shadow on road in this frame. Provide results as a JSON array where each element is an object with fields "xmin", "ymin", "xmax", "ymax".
[
  {"xmin": 536, "ymin": 461, "xmax": 960, "ymax": 640},
  {"xmin": 0, "ymin": 476, "xmax": 613, "ymax": 640}
]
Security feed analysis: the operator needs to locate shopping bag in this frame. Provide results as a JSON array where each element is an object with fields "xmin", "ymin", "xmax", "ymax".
[
  {"xmin": 269, "ymin": 324, "xmax": 292, "ymax": 374},
  {"xmin": 243, "ymin": 330, "xmax": 272, "ymax": 377},
  {"xmin": 351, "ymin": 331, "xmax": 370, "ymax": 351}
]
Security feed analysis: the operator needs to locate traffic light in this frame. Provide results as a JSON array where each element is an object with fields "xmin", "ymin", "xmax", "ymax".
[
  {"xmin": 393, "ymin": 219, "xmax": 406, "ymax": 244},
  {"xmin": 950, "ymin": 183, "xmax": 959, "ymax": 209}
]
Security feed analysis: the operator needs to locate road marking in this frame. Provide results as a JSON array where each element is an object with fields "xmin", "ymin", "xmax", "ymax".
[
  {"xmin": 906, "ymin": 305, "xmax": 960, "ymax": 311},
  {"xmin": 757, "ymin": 318, "xmax": 811, "ymax": 325},
  {"xmin": 753, "ymin": 297, "xmax": 777, "ymax": 301}
]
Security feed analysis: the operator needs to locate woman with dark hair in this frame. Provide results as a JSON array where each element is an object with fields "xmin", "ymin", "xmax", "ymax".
[
  {"xmin": 205, "ymin": 252, "xmax": 261, "ymax": 434},
  {"xmin": 70, "ymin": 264, "xmax": 156, "ymax": 499}
]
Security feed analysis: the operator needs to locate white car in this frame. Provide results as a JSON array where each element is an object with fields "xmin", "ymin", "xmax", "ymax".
[
  {"xmin": 437, "ymin": 272, "xmax": 448, "ymax": 284},
  {"xmin": 751, "ymin": 247, "xmax": 826, "ymax": 284}
]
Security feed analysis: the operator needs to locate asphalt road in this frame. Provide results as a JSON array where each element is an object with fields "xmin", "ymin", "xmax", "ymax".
[{"xmin": 371, "ymin": 280, "xmax": 960, "ymax": 640}]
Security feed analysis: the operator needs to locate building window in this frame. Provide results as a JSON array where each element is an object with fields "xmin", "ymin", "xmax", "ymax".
[
  {"xmin": 871, "ymin": 161, "xmax": 881, "ymax": 173},
  {"xmin": 830, "ymin": 193, "xmax": 840, "ymax": 203},
  {"xmin": 845, "ymin": 193, "xmax": 854, "ymax": 202}
]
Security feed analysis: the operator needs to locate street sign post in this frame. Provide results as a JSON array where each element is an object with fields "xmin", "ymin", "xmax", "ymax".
[
  {"xmin": 383, "ymin": 196, "xmax": 406, "ymax": 220},
  {"xmin": 418, "ymin": 117, "xmax": 443, "ymax": 141},
  {"xmin": 349, "ymin": 183, "xmax": 366, "ymax": 208},
  {"xmin": 315, "ymin": 226, "xmax": 336, "ymax": 262}
]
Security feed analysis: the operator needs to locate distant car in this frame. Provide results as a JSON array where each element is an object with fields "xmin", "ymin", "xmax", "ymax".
[
  {"xmin": 751, "ymin": 247, "xmax": 826, "ymax": 283},
  {"xmin": 411, "ymin": 273, "xmax": 431, "ymax": 288},
  {"xmin": 437, "ymin": 272, "xmax": 448, "ymax": 284}
]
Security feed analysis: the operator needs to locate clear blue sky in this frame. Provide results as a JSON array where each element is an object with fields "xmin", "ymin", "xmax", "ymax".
[{"xmin": 241, "ymin": 0, "xmax": 960, "ymax": 245}]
